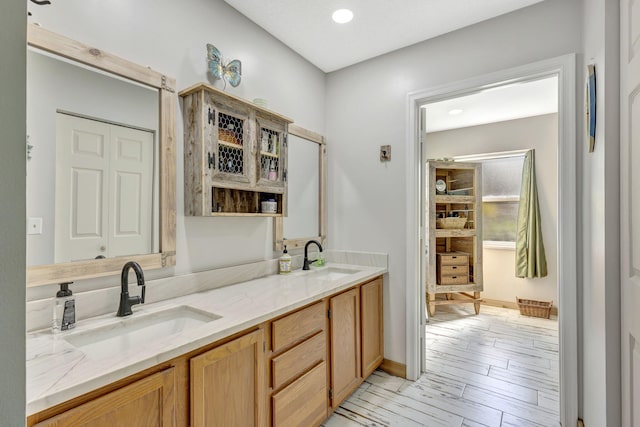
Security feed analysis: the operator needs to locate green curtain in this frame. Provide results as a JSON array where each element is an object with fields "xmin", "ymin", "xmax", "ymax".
[{"xmin": 515, "ymin": 150, "xmax": 548, "ymax": 278}]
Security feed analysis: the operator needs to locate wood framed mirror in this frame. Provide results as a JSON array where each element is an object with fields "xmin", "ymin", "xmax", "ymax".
[
  {"xmin": 273, "ymin": 124, "xmax": 326, "ymax": 251},
  {"xmin": 26, "ymin": 24, "xmax": 176, "ymax": 287}
]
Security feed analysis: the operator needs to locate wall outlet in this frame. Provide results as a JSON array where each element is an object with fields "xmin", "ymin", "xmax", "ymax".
[
  {"xmin": 28, "ymin": 217, "xmax": 43, "ymax": 235},
  {"xmin": 380, "ymin": 145, "xmax": 391, "ymax": 161}
]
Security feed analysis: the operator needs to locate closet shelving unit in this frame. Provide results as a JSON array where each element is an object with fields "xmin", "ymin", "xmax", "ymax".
[{"xmin": 426, "ymin": 161, "xmax": 483, "ymax": 316}]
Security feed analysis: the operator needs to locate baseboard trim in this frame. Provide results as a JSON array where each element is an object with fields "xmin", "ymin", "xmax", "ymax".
[{"xmin": 380, "ymin": 359, "xmax": 406, "ymax": 379}]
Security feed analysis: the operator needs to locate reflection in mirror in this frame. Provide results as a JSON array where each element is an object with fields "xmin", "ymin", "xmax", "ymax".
[
  {"xmin": 274, "ymin": 124, "xmax": 326, "ymax": 251},
  {"xmin": 26, "ymin": 24, "xmax": 176, "ymax": 287},
  {"xmin": 283, "ymin": 134, "xmax": 319, "ymax": 238},
  {"xmin": 27, "ymin": 48, "xmax": 160, "ymax": 266}
]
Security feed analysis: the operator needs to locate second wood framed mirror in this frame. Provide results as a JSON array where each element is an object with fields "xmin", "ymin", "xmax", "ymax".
[{"xmin": 274, "ymin": 124, "xmax": 326, "ymax": 251}]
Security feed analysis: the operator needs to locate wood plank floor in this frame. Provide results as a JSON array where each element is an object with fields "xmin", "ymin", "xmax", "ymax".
[{"xmin": 322, "ymin": 304, "xmax": 560, "ymax": 427}]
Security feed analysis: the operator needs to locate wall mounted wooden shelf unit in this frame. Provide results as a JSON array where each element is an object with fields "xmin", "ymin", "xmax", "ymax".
[{"xmin": 180, "ymin": 83, "xmax": 293, "ymax": 217}]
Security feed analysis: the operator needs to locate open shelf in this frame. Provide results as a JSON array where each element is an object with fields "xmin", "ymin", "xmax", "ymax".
[{"xmin": 211, "ymin": 187, "xmax": 283, "ymax": 216}]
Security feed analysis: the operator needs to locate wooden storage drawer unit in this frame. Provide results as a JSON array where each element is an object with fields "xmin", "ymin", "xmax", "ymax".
[
  {"xmin": 437, "ymin": 252, "xmax": 470, "ymax": 285},
  {"xmin": 271, "ymin": 301, "xmax": 325, "ymax": 353},
  {"xmin": 271, "ymin": 332, "xmax": 326, "ymax": 390},
  {"xmin": 272, "ymin": 361, "xmax": 327, "ymax": 427}
]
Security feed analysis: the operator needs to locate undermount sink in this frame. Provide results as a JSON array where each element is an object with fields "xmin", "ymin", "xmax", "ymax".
[
  {"xmin": 308, "ymin": 267, "xmax": 362, "ymax": 281},
  {"xmin": 64, "ymin": 305, "xmax": 221, "ymax": 360}
]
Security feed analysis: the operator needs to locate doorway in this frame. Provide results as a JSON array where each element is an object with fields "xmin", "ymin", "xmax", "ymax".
[
  {"xmin": 405, "ymin": 54, "xmax": 577, "ymax": 426},
  {"xmin": 421, "ymin": 76, "xmax": 560, "ymax": 424},
  {"xmin": 423, "ymin": 76, "xmax": 558, "ymax": 316}
]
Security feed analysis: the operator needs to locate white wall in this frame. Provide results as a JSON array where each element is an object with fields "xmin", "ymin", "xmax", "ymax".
[
  {"xmin": 426, "ymin": 114, "xmax": 558, "ymax": 307},
  {"xmin": 581, "ymin": 0, "xmax": 621, "ymax": 425},
  {"xmin": 325, "ymin": 0, "xmax": 582, "ymax": 366},
  {"xmin": 0, "ymin": 1, "xmax": 26, "ymax": 424},
  {"xmin": 26, "ymin": 0, "xmax": 326, "ymax": 299}
]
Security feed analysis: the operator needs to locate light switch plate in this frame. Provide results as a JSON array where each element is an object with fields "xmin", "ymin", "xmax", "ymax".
[
  {"xmin": 28, "ymin": 217, "xmax": 43, "ymax": 235},
  {"xmin": 380, "ymin": 145, "xmax": 391, "ymax": 161}
]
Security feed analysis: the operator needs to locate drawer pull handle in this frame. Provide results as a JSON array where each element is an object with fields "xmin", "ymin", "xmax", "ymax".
[{"xmin": 452, "ymin": 276, "xmax": 457, "ymax": 279}]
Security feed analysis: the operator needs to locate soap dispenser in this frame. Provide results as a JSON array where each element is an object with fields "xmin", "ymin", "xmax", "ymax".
[
  {"xmin": 279, "ymin": 245, "xmax": 292, "ymax": 274},
  {"xmin": 53, "ymin": 282, "xmax": 76, "ymax": 333}
]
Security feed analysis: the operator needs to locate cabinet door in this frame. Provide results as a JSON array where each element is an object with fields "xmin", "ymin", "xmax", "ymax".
[
  {"xmin": 205, "ymin": 93, "xmax": 252, "ymax": 186},
  {"xmin": 361, "ymin": 278, "xmax": 384, "ymax": 378},
  {"xmin": 255, "ymin": 116, "xmax": 287, "ymax": 193},
  {"xmin": 329, "ymin": 288, "xmax": 361, "ymax": 408},
  {"xmin": 34, "ymin": 368, "xmax": 175, "ymax": 427},
  {"xmin": 190, "ymin": 329, "xmax": 265, "ymax": 427}
]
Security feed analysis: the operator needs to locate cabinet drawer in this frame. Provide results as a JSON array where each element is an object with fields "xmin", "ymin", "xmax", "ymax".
[
  {"xmin": 272, "ymin": 301, "xmax": 325, "ymax": 353},
  {"xmin": 440, "ymin": 265, "xmax": 468, "ymax": 275},
  {"xmin": 272, "ymin": 332, "xmax": 325, "ymax": 391},
  {"xmin": 272, "ymin": 361, "xmax": 327, "ymax": 427},
  {"xmin": 438, "ymin": 253, "xmax": 469, "ymax": 266},
  {"xmin": 439, "ymin": 274, "xmax": 469, "ymax": 285}
]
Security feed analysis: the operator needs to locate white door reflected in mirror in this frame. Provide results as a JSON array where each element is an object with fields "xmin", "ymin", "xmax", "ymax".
[{"xmin": 54, "ymin": 113, "xmax": 155, "ymax": 263}]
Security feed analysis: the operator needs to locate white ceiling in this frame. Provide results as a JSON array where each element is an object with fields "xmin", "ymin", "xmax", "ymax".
[
  {"xmin": 423, "ymin": 76, "xmax": 558, "ymax": 133},
  {"xmin": 224, "ymin": 0, "xmax": 544, "ymax": 72}
]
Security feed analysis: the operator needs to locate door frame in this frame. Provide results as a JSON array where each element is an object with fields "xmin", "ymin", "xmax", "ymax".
[{"xmin": 404, "ymin": 54, "xmax": 577, "ymax": 426}]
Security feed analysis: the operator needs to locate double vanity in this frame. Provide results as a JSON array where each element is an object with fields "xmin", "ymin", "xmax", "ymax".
[{"xmin": 26, "ymin": 257, "xmax": 387, "ymax": 426}]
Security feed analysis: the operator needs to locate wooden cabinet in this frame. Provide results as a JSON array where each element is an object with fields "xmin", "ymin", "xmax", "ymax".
[
  {"xmin": 190, "ymin": 329, "xmax": 265, "ymax": 427},
  {"xmin": 329, "ymin": 277, "xmax": 385, "ymax": 409},
  {"xmin": 180, "ymin": 83, "xmax": 292, "ymax": 216},
  {"xmin": 427, "ymin": 161, "xmax": 483, "ymax": 316},
  {"xmin": 329, "ymin": 288, "xmax": 362, "ymax": 409},
  {"xmin": 361, "ymin": 277, "xmax": 384, "ymax": 378},
  {"xmin": 437, "ymin": 252, "xmax": 470, "ymax": 285},
  {"xmin": 33, "ymin": 368, "xmax": 175, "ymax": 427},
  {"xmin": 29, "ymin": 275, "xmax": 385, "ymax": 427}
]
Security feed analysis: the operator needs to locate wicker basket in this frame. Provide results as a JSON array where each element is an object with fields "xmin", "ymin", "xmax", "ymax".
[
  {"xmin": 436, "ymin": 217, "xmax": 467, "ymax": 229},
  {"xmin": 516, "ymin": 297, "xmax": 552, "ymax": 319}
]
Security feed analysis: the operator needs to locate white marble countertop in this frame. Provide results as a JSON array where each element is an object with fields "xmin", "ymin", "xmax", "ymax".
[{"xmin": 26, "ymin": 263, "xmax": 386, "ymax": 416}]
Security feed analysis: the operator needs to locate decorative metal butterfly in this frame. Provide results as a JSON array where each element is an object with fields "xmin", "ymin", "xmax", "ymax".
[{"xmin": 207, "ymin": 44, "xmax": 242, "ymax": 89}]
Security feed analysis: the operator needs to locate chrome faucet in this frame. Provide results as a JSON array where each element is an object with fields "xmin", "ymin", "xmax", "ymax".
[
  {"xmin": 116, "ymin": 261, "xmax": 146, "ymax": 317},
  {"xmin": 303, "ymin": 240, "xmax": 324, "ymax": 270}
]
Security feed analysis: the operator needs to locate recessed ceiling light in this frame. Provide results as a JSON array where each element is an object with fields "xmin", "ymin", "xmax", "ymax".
[
  {"xmin": 332, "ymin": 9, "xmax": 353, "ymax": 24},
  {"xmin": 448, "ymin": 109, "xmax": 464, "ymax": 115}
]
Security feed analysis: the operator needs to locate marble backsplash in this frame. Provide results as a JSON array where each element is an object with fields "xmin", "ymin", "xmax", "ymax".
[{"xmin": 26, "ymin": 250, "xmax": 388, "ymax": 332}]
